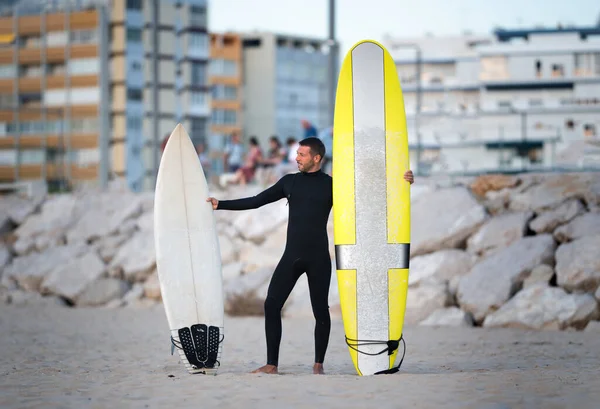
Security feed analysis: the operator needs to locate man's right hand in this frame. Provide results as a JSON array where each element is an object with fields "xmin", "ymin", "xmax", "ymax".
[{"xmin": 206, "ymin": 197, "xmax": 219, "ymax": 210}]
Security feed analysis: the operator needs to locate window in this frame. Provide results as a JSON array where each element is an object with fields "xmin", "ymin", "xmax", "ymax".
[
  {"xmin": 189, "ymin": 33, "xmax": 208, "ymax": 51},
  {"xmin": 127, "ymin": 116, "xmax": 142, "ymax": 131},
  {"xmin": 190, "ymin": 5, "xmax": 207, "ymax": 27},
  {"xmin": 190, "ymin": 118, "xmax": 207, "ymax": 144},
  {"xmin": 191, "ymin": 91, "xmax": 207, "ymax": 106},
  {"xmin": 212, "ymin": 85, "xmax": 237, "ymax": 100},
  {"xmin": 126, "ymin": 0, "xmax": 142, "ymax": 10},
  {"xmin": 71, "ymin": 118, "xmax": 99, "ymax": 133},
  {"xmin": 209, "ymin": 59, "xmax": 238, "ymax": 76},
  {"xmin": 0, "ymin": 64, "xmax": 15, "ymax": 78},
  {"xmin": 70, "ymin": 29, "xmax": 97, "ymax": 44},
  {"xmin": 191, "ymin": 62, "xmax": 206, "ymax": 85},
  {"xmin": 69, "ymin": 58, "xmax": 99, "ymax": 75},
  {"xmin": 127, "ymin": 88, "xmax": 143, "ymax": 101},
  {"xmin": 574, "ymin": 53, "xmax": 600, "ymax": 76},
  {"xmin": 551, "ymin": 64, "xmax": 564, "ymax": 78},
  {"xmin": 211, "ymin": 109, "xmax": 237, "ymax": 125},
  {"xmin": 20, "ymin": 149, "xmax": 45, "ymax": 165},
  {"xmin": 126, "ymin": 28, "xmax": 142, "ymax": 43}
]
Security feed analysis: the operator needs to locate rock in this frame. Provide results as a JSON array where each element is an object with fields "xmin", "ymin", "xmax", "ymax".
[
  {"xmin": 466, "ymin": 211, "xmax": 534, "ymax": 256},
  {"xmin": 218, "ymin": 234, "xmax": 237, "ymax": 265},
  {"xmin": 420, "ymin": 307, "xmax": 474, "ymax": 327},
  {"xmin": 553, "ymin": 213, "xmax": 600, "ymax": 243},
  {"xmin": 457, "ymin": 234, "xmax": 556, "ymax": 323},
  {"xmin": 3, "ymin": 243, "xmax": 88, "ymax": 292},
  {"xmin": 6, "ymin": 289, "xmax": 67, "ymax": 307},
  {"xmin": 482, "ymin": 188, "xmax": 511, "ymax": 215},
  {"xmin": 40, "ymin": 252, "xmax": 106, "ymax": 303},
  {"xmin": 405, "ymin": 281, "xmax": 452, "ymax": 324},
  {"xmin": 14, "ymin": 194, "xmax": 80, "ymax": 245},
  {"xmin": 411, "ymin": 187, "xmax": 488, "ymax": 256},
  {"xmin": 95, "ymin": 233, "xmax": 131, "ymax": 264},
  {"xmin": 13, "ymin": 236, "xmax": 35, "ymax": 256},
  {"xmin": 238, "ymin": 231, "xmax": 285, "ymax": 274},
  {"xmin": 222, "ymin": 262, "xmax": 243, "ymax": 284},
  {"xmin": 230, "ymin": 199, "xmax": 288, "ymax": 244},
  {"xmin": 77, "ymin": 278, "xmax": 130, "ymax": 306},
  {"xmin": 555, "ymin": 235, "xmax": 600, "ymax": 293},
  {"xmin": 483, "ymin": 284, "xmax": 599, "ymax": 330},
  {"xmin": 509, "ymin": 173, "xmax": 595, "ymax": 212},
  {"xmin": 223, "ymin": 267, "xmax": 274, "ymax": 315},
  {"xmin": 143, "ymin": 271, "xmax": 161, "ymax": 300},
  {"xmin": 109, "ymin": 231, "xmax": 156, "ymax": 281},
  {"xmin": 585, "ymin": 321, "xmax": 600, "ymax": 332},
  {"xmin": 0, "ymin": 242, "xmax": 11, "ymax": 275},
  {"xmin": 0, "ymin": 193, "xmax": 44, "ymax": 226},
  {"xmin": 470, "ymin": 174, "xmax": 519, "ymax": 197},
  {"xmin": 408, "ymin": 249, "xmax": 476, "ymax": 287},
  {"xmin": 523, "ymin": 264, "xmax": 554, "ymax": 288},
  {"xmin": 123, "ymin": 283, "xmax": 144, "ymax": 305},
  {"xmin": 528, "ymin": 199, "xmax": 585, "ymax": 234},
  {"xmin": 595, "ymin": 287, "xmax": 600, "ymax": 301},
  {"xmin": 135, "ymin": 211, "xmax": 153, "ymax": 233}
]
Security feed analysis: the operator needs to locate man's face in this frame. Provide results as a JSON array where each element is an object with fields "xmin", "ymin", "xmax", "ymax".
[{"xmin": 296, "ymin": 145, "xmax": 319, "ymax": 172}]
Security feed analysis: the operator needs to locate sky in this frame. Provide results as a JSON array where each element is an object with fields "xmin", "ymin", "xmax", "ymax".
[{"xmin": 208, "ymin": 0, "xmax": 600, "ymax": 52}]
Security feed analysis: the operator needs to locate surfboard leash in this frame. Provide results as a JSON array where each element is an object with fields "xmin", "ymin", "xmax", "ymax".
[{"xmin": 344, "ymin": 334, "xmax": 406, "ymax": 375}]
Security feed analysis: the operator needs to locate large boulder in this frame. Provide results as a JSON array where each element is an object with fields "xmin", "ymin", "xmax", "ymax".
[
  {"xmin": 456, "ymin": 234, "xmax": 556, "ymax": 323},
  {"xmin": 411, "ymin": 187, "xmax": 488, "ymax": 256}
]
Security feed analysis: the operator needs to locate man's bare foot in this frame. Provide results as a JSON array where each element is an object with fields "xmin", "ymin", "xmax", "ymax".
[
  {"xmin": 251, "ymin": 364, "xmax": 278, "ymax": 374},
  {"xmin": 313, "ymin": 363, "xmax": 325, "ymax": 375}
]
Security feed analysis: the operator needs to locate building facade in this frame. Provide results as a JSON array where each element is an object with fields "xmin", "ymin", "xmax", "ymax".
[
  {"xmin": 209, "ymin": 32, "xmax": 242, "ymax": 173},
  {"xmin": 242, "ymin": 32, "xmax": 330, "ymax": 149},
  {"xmin": 0, "ymin": 0, "xmax": 210, "ymax": 192},
  {"xmin": 385, "ymin": 26, "xmax": 600, "ymax": 175}
]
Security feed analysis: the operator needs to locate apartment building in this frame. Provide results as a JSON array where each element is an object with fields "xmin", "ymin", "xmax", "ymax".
[
  {"xmin": 0, "ymin": 0, "xmax": 210, "ymax": 192},
  {"xmin": 209, "ymin": 32, "xmax": 242, "ymax": 171},
  {"xmin": 242, "ymin": 32, "xmax": 330, "ymax": 149},
  {"xmin": 385, "ymin": 25, "xmax": 600, "ymax": 175}
]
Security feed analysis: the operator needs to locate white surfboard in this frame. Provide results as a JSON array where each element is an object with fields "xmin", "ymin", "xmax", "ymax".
[{"xmin": 154, "ymin": 123, "xmax": 224, "ymax": 375}]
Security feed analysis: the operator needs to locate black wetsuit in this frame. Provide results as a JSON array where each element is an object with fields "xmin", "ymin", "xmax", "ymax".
[{"xmin": 217, "ymin": 170, "xmax": 333, "ymax": 366}]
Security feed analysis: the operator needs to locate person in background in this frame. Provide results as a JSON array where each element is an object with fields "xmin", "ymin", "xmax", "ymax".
[
  {"xmin": 301, "ymin": 119, "xmax": 317, "ymax": 139},
  {"xmin": 196, "ymin": 142, "xmax": 211, "ymax": 177},
  {"xmin": 223, "ymin": 132, "xmax": 244, "ymax": 173},
  {"xmin": 226, "ymin": 136, "xmax": 263, "ymax": 186}
]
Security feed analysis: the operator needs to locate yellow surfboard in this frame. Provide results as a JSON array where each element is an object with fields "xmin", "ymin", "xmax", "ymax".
[{"xmin": 332, "ymin": 40, "xmax": 411, "ymax": 376}]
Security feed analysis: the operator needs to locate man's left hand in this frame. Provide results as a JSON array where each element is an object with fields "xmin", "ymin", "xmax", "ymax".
[{"xmin": 404, "ymin": 170, "xmax": 414, "ymax": 184}]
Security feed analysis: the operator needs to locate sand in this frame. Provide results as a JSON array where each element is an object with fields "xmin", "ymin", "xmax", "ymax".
[{"xmin": 1, "ymin": 304, "xmax": 598, "ymax": 409}]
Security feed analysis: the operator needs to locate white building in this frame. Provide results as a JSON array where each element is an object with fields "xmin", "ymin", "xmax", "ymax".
[
  {"xmin": 384, "ymin": 25, "xmax": 600, "ymax": 175},
  {"xmin": 241, "ymin": 32, "xmax": 331, "ymax": 148}
]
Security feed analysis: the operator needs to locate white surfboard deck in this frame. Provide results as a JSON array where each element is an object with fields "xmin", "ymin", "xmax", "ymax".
[{"xmin": 154, "ymin": 124, "xmax": 224, "ymax": 375}]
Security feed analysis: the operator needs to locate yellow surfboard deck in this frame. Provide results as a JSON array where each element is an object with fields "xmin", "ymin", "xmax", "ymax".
[{"xmin": 332, "ymin": 39, "xmax": 411, "ymax": 376}]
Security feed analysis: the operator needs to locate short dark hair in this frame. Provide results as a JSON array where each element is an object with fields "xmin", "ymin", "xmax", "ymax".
[
  {"xmin": 249, "ymin": 136, "xmax": 259, "ymax": 146},
  {"xmin": 299, "ymin": 137, "xmax": 325, "ymax": 160}
]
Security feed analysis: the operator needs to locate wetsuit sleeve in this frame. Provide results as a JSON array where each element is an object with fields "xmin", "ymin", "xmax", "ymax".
[{"xmin": 217, "ymin": 176, "xmax": 287, "ymax": 211}]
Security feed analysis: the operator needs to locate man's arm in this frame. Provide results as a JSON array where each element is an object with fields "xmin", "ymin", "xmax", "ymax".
[{"xmin": 207, "ymin": 176, "xmax": 288, "ymax": 211}]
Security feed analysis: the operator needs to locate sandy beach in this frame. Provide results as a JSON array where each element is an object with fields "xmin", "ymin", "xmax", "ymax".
[{"xmin": 1, "ymin": 304, "xmax": 598, "ymax": 409}]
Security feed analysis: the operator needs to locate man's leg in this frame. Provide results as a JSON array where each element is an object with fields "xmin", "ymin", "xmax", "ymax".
[
  {"xmin": 306, "ymin": 256, "xmax": 332, "ymax": 374},
  {"xmin": 252, "ymin": 254, "xmax": 301, "ymax": 374}
]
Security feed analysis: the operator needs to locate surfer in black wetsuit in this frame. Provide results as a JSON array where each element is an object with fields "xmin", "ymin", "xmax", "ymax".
[{"xmin": 207, "ymin": 137, "xmax": 414, "ymax": 374}]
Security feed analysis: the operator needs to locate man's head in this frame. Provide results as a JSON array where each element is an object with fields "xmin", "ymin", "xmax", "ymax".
[
  {"xmin": 231, "ymin": 132, "xmax": 240, "ymax": 143},
  {"xmin": 296, "ymin": 137, "xmax": 326, "ymax": 173}
]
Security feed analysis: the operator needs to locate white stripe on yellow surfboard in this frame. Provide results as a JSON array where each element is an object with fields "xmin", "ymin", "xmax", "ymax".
[{"xmin": 332, "ymin": 40, "xmax": 358, "ymax": 374}]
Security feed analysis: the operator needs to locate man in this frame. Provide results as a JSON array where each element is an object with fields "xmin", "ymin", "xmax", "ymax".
[
  {"xmin": 206, "ymin": 137, "xmax": 414, "ymax": 375},
  {"xmin": 223, "ymin": 132, "xmax": 244, "ymax": 173}
]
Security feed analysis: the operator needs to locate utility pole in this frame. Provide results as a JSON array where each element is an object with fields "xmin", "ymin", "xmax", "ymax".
[{"xmin": 327, "ymin": 0, "xmax": 337, "ymax": 126}]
